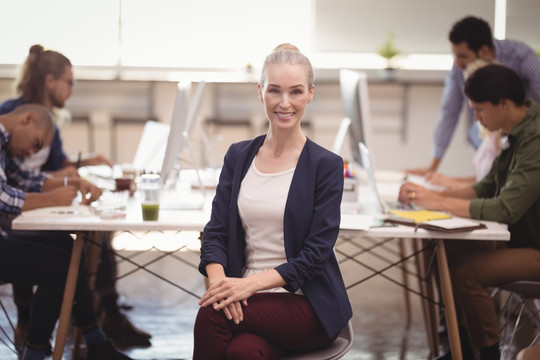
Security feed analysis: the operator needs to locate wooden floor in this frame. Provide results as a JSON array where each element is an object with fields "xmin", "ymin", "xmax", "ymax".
[{"xmin": 0, "ymin": 230, "xmax": 533, "ymax": 359}]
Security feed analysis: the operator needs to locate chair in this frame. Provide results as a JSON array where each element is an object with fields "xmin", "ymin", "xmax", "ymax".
[
  {"xmin": 279, "ymin": 320, "xmax": 354, "ymax": 360},
  {"xmin": 497, "ymin": 281, "xmax": 540, "ymax": 360}
]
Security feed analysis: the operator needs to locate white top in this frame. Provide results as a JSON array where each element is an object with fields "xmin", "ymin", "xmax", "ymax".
[
  {"xmin": 473, "ymin": 130, "xmax": 500, "ymax": 181},
  {"xmin": 238, "ymin": 158, "xmax": 297, "ymax": 293}
]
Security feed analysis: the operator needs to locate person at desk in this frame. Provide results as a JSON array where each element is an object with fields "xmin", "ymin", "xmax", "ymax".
[
  {"xmin": 0, "ymin": 44, "xmax": 151, "ymax": 351},
  {"xmin": 424, "ymin": 127, "xmax": 500, "ymax": 190},
  {"xmin": 0, "ymin": 44, "xmax": 113, "ymax": 176},
  {"xmin": 192, "ymin": 43, "xmax": 352, "ymax": 359},
  {"xmin": 424, "ymin": 59, "xmax": 501, "ymax": 190},
  {"xmin": 406, "ymin": 15, "xmax": 540, "ymax": 176},
  {"xmin": 399, "ymin": 64, "xmax": 540, "ymax": 360},
  {"xmin": 0, "ymin": 104, "xmax": 132, "ymax": 360}
]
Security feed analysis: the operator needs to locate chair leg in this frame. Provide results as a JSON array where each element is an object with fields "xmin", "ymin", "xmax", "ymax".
[{"xmin": 72, "ymin": 231, "xmax": 106, "ymax": 359}]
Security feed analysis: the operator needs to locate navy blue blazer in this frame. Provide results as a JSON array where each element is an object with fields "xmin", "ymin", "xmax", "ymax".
[{"xmin": 200, "ymin": 135, "xmax": 353, "ymax": 337}]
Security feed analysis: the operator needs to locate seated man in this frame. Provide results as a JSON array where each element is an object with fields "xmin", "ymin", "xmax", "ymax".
[
  {"xmin": 0, "ymin": 104, "xmax": 132, "ymax": 360},
  {"xmin": 399, "ymin": 64, "xmax": 540, "ymax": 360},
  {"xmin": 1, "ymin": 43, "xmax": 151, "ymax": 350}
]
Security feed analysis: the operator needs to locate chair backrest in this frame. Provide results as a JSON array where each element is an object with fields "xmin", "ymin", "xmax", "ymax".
[{"xmin": 279, "ymin": 320, "xmax": 354, "ymax": 360}]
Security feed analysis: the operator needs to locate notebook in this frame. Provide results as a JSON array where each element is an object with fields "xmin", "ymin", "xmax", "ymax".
[{"xmin": 385, "ymin": 215, "xmax": 487, "ymax": 233}]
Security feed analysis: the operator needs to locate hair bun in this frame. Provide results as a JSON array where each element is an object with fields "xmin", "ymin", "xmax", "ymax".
[
  {"xmin": 29, "ymin": 44, "xmax": 44, "ymax": 55},
  {"xmin": 273, "ymin": 43, "xmax": 299, "ymax": 52}
]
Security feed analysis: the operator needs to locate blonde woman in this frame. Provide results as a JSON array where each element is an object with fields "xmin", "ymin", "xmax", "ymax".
[{"xmin": 193, "ymin": 44, "xmax": 352, "ymax": 359}]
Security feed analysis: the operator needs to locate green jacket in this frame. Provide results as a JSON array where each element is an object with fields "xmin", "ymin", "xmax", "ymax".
[{"xmin": 471, "ymin": 101, "xmax": 540, "ymax": 249}]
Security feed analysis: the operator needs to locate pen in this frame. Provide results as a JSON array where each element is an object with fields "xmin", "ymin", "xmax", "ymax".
[{"xmin": 76, "ymin": 151, "xmax": 82, "ymax": 168}]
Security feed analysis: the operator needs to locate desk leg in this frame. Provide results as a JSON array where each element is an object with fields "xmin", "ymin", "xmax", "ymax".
[
  {"xmin": 398, "ymin": 241, "xmax": 412, "ymax": 327},
  {"xmin": 436, "ymin": 239, "xmax": 462, "ymax": 360},
  {"xmin": 52, "ymin": 232, "xmax": 85, "ymax": 360},
  {"xmin": 413, "ymin": 238, "xmax": 439, "ymax": 358},
  {"xmin": 72, "ymin": 231, "xmax": 106, "ymax": 359}
]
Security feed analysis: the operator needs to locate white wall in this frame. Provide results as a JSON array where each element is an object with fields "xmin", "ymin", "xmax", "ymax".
[{"xmin": 0, "ymin": 75, "xmax": 476, "ymax": 177}]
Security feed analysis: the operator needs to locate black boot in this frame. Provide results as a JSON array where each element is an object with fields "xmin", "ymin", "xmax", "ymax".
[
  {"xmin": 100, "ymin": 312, "xmax": 152, "ymax": 348},
  {"xmin": 435, "ymin": 327, "xmax": 476, "ymax": 360},
  {"xmin": 87, "ymin": 340, "xmax": 133, "ymax": 360}
]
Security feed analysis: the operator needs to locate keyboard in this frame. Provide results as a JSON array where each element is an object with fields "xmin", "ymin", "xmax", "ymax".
[{"xmin": 92, "ymin": 191, "xmax": 129, "ymax": 213}]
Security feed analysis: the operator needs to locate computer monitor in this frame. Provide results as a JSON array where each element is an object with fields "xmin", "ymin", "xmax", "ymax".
[
  {"xmin": 159, "ymin": 80, "xmax": 207, "ymax": 187},
  {"xmin": 336, "ymin": 69, "xmax": 373, "ymax": 167},
  {"xmin": 160, "ymin": 82, "xmax": 191, "ymax": 186},
  {"xmin": 131, "ymin": 120, "xmax": 170, "ymax": 174}
]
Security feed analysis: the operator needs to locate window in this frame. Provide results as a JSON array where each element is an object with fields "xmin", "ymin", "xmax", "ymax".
[
  {"xmin": 0, "ymin": 0, "xmax": 119, "ymax": 66},
  {"xmin": 121, "ymin": 0, "xmax": 312, "ymax": 68},
  {"xmin": 0, "ymin": 0, "xmax": 312, "ymax": 70}
]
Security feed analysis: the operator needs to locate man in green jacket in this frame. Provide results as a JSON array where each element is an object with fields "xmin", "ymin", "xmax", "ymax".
[{"xmin": 399, "ymin": 64, "xmax": 540, "ymax": 360}]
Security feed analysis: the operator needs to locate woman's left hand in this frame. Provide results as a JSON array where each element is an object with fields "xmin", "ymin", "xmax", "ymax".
[{"xmin": 199, "ymin": 277, "xmax": 254, "ymax": 323}]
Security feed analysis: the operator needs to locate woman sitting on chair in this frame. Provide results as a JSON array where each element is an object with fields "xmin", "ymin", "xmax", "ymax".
[{"xmin": 192, "ymin": 43, "xmax": 353, "ymax": 360}]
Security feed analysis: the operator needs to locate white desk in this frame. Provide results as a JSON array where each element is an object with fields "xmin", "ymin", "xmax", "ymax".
[
  {"xmin": 11, "ymin": 172, "xmax": 510, "ymax": 360},
  {"xmin": 11, "ymin": 196, "xmax": 211, "ymax": 360},
  {"xmin": 341, "ymin": 168, "xmax": 510, "ymax": 360},
  {"xmin": 341, "ymin": 219, "xmax": 509, "ymax": 359}
]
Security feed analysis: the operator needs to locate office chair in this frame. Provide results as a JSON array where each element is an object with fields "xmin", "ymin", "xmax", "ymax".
[
  {"xmin": 497, "ymin": 281, "xmax": 540, "ymax": 360},
  {"xmin": 279, "ymin": 320, "xmax": 354, "ymax": 360}
]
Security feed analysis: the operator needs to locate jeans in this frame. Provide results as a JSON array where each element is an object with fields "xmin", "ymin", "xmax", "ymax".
[
  {"xmin": 193, "ymin": 292, "xmax": 337, "ymax": 360},
  {"xmin": 451, "ymin": 246, "xmax": 540, "ymax": 348}
]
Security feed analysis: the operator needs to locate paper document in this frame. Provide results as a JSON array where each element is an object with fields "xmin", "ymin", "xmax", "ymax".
[{"xmin": 340, "ymin": 213, "xmax": 374, "ymax": 230}]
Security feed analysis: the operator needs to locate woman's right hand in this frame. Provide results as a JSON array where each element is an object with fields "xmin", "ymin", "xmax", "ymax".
[{"xmin": 220, "ymin": 299, "xmax": 248, "ymax": 325}]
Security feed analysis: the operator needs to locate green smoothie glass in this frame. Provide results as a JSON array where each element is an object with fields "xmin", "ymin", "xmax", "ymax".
[{"xmin": 139, "ymin": 174, "xmax": 160, "ymax": 221}]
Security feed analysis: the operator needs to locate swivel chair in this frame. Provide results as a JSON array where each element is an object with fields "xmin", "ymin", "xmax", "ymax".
[
  {"xmin": 280, "ymin": 320, "xmax": 354, "ymax": 360},
  {"xmin": 497, "ymin": 281, "xmax": 540, "ymax": 360}
]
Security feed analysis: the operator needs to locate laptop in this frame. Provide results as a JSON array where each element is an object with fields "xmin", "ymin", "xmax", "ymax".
[{"xmin": 357, "ymin": 141, "xmax": 414, "ymax": 215}]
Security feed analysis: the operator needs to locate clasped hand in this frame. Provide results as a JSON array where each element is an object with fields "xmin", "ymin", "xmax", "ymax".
[{"xmin": 199, "ymin": 277, "xmax": 254, "ymax": 325}]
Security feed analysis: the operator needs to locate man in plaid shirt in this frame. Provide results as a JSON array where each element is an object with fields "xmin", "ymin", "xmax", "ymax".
[{"xmin": 0, "ymin": 104, "xmax": 133, "ymax": 360}]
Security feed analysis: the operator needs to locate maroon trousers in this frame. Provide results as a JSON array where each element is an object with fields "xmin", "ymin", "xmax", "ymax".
[{"xmin": 192, "ymin": 292, "xmax": 337, "ymax": 360}]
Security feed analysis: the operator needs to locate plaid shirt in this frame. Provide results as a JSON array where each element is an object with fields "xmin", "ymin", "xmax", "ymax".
[
  {"xmin": 0, "ymin": 124, "xmax": 46, "ymax": 216},
  {"xmin": 433, "ymin": 38, "xmax": 540, "ymax": 159}
]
